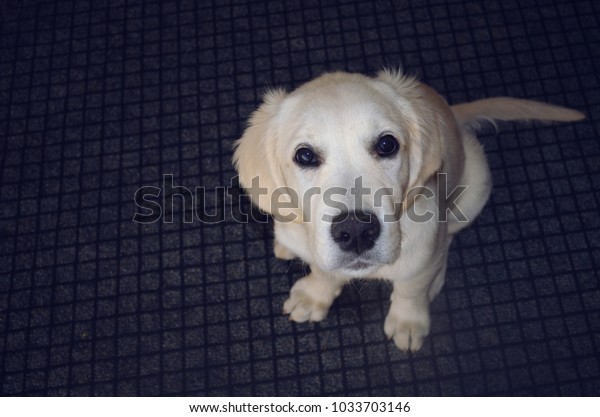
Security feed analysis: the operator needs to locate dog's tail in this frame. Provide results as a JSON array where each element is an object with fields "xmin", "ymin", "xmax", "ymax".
[{"xmin": 451, "ymin": 97, "xmax": 584, "ymax": 131}]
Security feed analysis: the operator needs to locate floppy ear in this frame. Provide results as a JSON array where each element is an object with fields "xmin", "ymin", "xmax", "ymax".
[
  {"xmin": 376, "ymin": 69, "xmax": 449, "ymax": 190},
  {"xmin": 233, "ymin": 89, "xmax": 288, "ymax": 215}
]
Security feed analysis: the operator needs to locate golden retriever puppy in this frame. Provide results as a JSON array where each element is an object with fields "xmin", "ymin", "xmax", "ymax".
[{"xmin": 233, "ymin": 69, "xmax": 583, "ymax": 351}]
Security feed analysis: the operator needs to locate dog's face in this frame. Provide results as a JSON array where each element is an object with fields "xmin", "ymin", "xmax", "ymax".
[{"xmin": 234, "ymin": 71, "xmax": 448, "ymax": 275}]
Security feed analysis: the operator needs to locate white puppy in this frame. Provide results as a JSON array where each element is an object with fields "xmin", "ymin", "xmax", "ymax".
[{"xmin": 233, "ymin": 69, "xmax": 583, "ymax": 351}]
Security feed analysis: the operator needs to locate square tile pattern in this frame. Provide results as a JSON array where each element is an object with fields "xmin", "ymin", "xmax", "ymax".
[{"xmin": 1, "ymin": 0, "xmax": 599, "ymax": 395}]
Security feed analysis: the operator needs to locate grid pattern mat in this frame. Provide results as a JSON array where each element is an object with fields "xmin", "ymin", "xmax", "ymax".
[{"xmin": 1, "ymin": 0, "xmax": 599, "ymax": 396}]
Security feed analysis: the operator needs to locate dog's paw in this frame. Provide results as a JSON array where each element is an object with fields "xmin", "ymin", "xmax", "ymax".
[
  {"xmin": 283, "ymin": 276, "xmax": 341, "ymax": 322},
  {"xmin": 384, "ymin": 303, "xmax": 430, "ymax": 352},
  {"xmin": 274, "ymin": 240, "xmax": 296, "ymax": 260}
]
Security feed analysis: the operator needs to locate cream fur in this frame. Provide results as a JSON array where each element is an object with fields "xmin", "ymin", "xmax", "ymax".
[{"xmin": 233, "ymin": 70, "xmax": 584, "ymax": 351}]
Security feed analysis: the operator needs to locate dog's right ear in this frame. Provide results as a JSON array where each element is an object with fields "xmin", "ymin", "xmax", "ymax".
[{"xmin": 233, "ymin": 89, "xmax": 288, "ymax": 215}]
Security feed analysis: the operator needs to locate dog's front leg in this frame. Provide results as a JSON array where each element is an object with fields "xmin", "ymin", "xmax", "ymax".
[
  {"xmin": 283, "ymin": 267, "xmax": 347, "ymax": 323},
  {"xmin": 384, "ymin": 277, "xmax": 432, "ymax": 352},
  {"xmin": 273, "ymin": 238, "xmax": 297, "ymax": 260}
]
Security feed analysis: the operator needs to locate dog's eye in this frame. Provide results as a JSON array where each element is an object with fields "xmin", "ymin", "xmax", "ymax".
[
  {"xmin": 375, "ymin": 135, "xmax": 399, "ymax": 157},
  {"xmin": 294, "ymin": 147, "xmax": 320, "ymax": 167}
]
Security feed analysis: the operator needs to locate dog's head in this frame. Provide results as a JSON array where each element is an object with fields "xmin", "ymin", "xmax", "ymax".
[{"xmin": 234, "ymin": 70, "xmax": 455, "ymax": 275}]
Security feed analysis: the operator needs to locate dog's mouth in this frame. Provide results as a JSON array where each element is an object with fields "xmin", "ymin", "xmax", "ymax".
[
  {"xmin": 344, "ymin": 259, "xmax": 377, "ymax": 272},
  {"xmin": 349, "ymin": 261, "xmax": 371, "ymax": 269}
]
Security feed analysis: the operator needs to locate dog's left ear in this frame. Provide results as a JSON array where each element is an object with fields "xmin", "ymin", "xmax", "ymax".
[
  {"xmin": 233, "ymin": 89, "xmax": 288, "ymax": 216},
  {"xmin": 376, "ymin": 69, "xmax": 452, "ymax": 190}
]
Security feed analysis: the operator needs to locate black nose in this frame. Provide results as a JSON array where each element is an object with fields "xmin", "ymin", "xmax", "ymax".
[{"xmin": 330, "ymin": 210, "xmax": 380, "ymax": 255}]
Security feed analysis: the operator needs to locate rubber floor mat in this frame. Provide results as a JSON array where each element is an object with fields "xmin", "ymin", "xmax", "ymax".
[{"xmin": 1, "ymin": 0, "xmax": 599, "ymax": 395}]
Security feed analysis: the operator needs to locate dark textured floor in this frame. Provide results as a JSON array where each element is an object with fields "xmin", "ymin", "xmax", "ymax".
[{"xmin": 1, "ymin": 0, "xmax": 599, "ymax": 396}]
